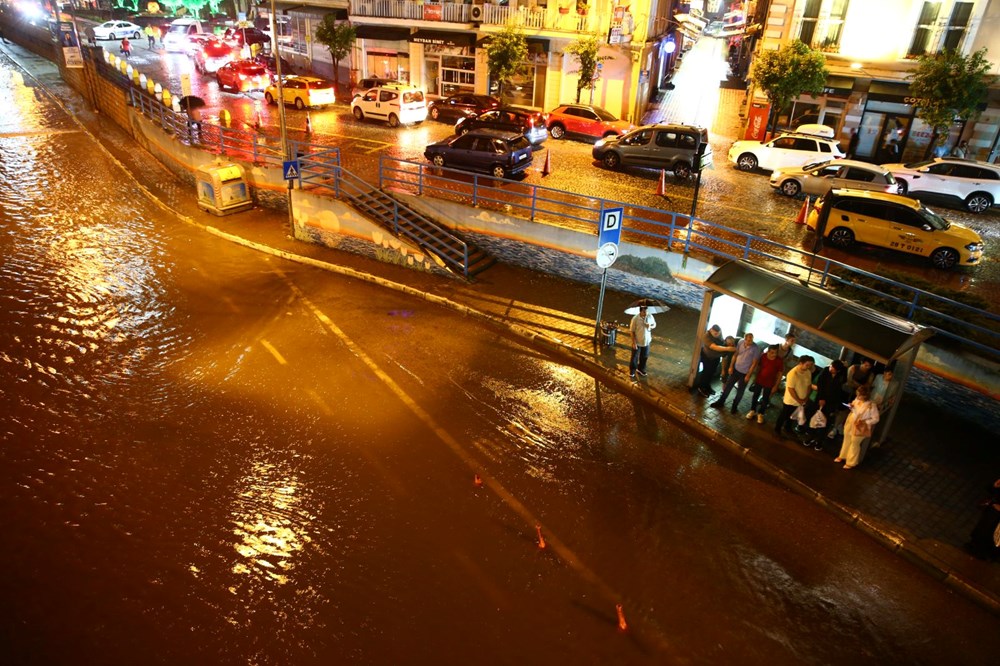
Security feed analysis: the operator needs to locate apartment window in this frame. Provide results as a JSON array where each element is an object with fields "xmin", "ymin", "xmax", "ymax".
[
  {"xmin": 943, "ymin": 2, "xmax": 974, "ymax": 51},
  {"xmin": 798, "ymin": 0, "xmax": 850, "ymax": 53}
]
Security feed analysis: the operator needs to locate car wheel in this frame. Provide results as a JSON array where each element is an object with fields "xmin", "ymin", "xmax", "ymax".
[
  {"xmin": 109, "ymin": 32, "xmax": 117, "ymax": 40},
  {"xmin": 549, "ymin": 124, "xmax": 566, "ymax": 139},
  {"xmin": 602, "ymin": 152, "xmax": 621, "ymax": 169},
  {"xmin": 388, "ymin": 114, "xmax": 400, "ymax": 128},
  {"xmin": 964, "ymin": 192, "xmax": 993, "ymax": 214},
  {"xmin": 133, "ymin": 31, "xmax": 140, "ymax": 39},
  {"xmin": 432, "ymin": 155, "xmax": 446, "ymax": 168},
  {"xmin": 674, "ymin": 161, "xmax": 692, "ymax": 179},
  {"xmin": 353, "ymin": 106, "xmax": 364, "ymax": 121},
  {"xmin": 216, "ymin": 75, "xmax": 224, "ymax": 90},
  {"xmin": 828, "ymin": 227, "xmax": 855, "ymax": 248},
  {"xmin": 294, "ymin": 98, "xmax": 305, "ymax": 110},
  {"xmin": 491, "ymin": 164, "xmax": 507, "ymax": 179},
  {"xmin": 265, "ymin": 92, "xmax": 275, "ymax": 105},
  {"xmin": 457, "ymin": 125, "xmax": 470, "ymax": 136},
  {"xmin": 896, "ymin": 178, "xmax": 908, "ymax": 195},
  {"xmin": 736, "ymin": 153, "xmax": 758, "ymax": 171},
  {"xmin": 430, "ymin": 107, "xmax": 440, "ymax": 121},
  {"xmin": 780, "ymin": 179, "xmax": 801, "ymax": 197},
  {"xmin": 930, "ymin": 247, "xmax": 959, "ymax": 270}
]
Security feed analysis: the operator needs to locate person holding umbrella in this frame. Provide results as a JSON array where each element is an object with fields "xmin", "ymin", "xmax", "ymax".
[{"xmin": 625, "ymin": 298, "xmax": 666, "ymax": 380}]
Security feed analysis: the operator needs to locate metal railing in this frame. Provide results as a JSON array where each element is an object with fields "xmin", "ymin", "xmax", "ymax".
[{"xmin": 379, "ymin": 156, "xmax": 1000, "ymax": 359}]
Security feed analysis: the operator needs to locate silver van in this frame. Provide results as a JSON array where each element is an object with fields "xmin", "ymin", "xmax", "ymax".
[{"xmin": 592, "ymin": 124, "xmax": 712, "ymax": 178}]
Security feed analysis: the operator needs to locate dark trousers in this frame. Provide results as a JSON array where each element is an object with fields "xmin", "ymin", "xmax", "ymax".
[
  {"xmin": 715, "ymin": 369, "xmax": 749, "ymax": 408},
  {"xmin": 629, "ymin": 345, "xmax": 649, "ymax": 375},
  {"xmin": 749, "ymin": 383, "xmax": 774, "ymax": 415},
  {"xmin": 695, "ymin": 354, "xmax": 722, "ymax": 392},
  {"xmin": 774, "ymin": 402, "xmax": 801, "ymax": 434},
  {"xmin": 148, "ymin": 36, "xmax": 155, "ymax": 48}
]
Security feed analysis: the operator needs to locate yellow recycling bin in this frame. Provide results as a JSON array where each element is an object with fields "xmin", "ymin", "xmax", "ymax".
[{"xmin": 195, "ymin": 162, "xmax": 252, "ymax": 216}]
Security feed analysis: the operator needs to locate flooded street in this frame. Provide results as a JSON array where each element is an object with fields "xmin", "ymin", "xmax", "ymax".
[{"xmin": 2, "ymin": 48, "xmax": 1000, "ymax": 665}]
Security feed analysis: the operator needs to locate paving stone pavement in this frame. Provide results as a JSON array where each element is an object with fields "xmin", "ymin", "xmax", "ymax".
[{"xmin": 7, "ymin": 38, "xmax": 1000, "ymax": 617}]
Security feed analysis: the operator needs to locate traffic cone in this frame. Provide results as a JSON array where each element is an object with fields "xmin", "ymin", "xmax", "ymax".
[
  {"xmin": 535, "ymin": 524, "xmax": 547, "ymax": 549},
  {"xmin": 254, "ymin": 110, "xmax": 262, "ymax": 130},
  {"xmin": 473, "ymin": 474, "xmax": 483, "ymax": 487},
  {"xmin": 305, "ymin": 111, "xmax": 313, "ymax": 135},
  {"xmin": 656, "ymin": 168, "xmax": 667, "ymax": 196},
  {"xmin": 794, "ymin": 196, "xmax": 809, "ymax": 224},
  {"xmin": 541, "ymin": 150, "xmax": 552, "ymax": 176},
  {"xmin": 616, "ymin": 604, "xmax": 628, "ymax": 631}
]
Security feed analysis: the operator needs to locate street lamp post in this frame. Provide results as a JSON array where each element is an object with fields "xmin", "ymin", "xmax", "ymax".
[{"xmin": 268, "ymin": 0, "xmax": 293, "ymax": 230}]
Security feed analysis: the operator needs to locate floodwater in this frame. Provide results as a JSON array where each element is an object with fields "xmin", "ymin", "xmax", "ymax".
[{"xmin": 2, "ymin": 48, "xmax": 1000, "ymax": 665}]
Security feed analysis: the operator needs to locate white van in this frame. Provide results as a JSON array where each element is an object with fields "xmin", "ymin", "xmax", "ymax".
[{"xmin": 162, "ymin": 18, "xmax": 207, "ymax": 53}]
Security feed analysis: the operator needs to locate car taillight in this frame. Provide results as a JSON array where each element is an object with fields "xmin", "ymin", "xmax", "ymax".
[{"xmin": 239, "ymin": 74, "xmax": 246, "ymax": 80}]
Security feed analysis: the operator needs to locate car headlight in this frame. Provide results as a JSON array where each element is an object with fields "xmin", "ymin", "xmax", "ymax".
[
  {"xmin": 965, "ymin": 242, "xmax": 984, "ymax": 252},
  {"xmin": 594, "ymin": 138, "xmax": 607, "ymax": 148},
  {"xmin": 770, "ymin": 171, "xmax": 782, "ymax": 181}
]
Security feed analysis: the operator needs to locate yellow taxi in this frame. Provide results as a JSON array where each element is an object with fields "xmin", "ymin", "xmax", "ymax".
[
  {"xmin": 264, "ymin": 76, "xmax": 337, "ymax": 110},
  {"xmin": 806, "ymin": 189, "xmax": 984, "ymax": 269}
]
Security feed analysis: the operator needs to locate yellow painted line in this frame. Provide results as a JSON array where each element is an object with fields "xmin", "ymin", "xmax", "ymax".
[
  {"xmin": 259, "ymin": 338, "xmax": 287, "ymax": 365},
  {"xmin": 277, "ymin": 272, "xmax": 623, "ymax": 607}
]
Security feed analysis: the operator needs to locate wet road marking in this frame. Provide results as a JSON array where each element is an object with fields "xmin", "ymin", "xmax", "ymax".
[
  {"xmin": 277, "ymin": 272, "xmax": 624, "ymax": 609},
  {"xmin": 259, "ymin": 338, "xmax": 287, "ymax": 365},
  {"xmin": 0, "ymin": 129, "xmax": 83, "ymax": 138}
]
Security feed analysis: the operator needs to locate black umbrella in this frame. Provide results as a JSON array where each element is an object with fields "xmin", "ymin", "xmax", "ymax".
[
  {"xmin": 178, "ymin": 95, "xmax": 206, "ymax": 111},
  {"xmin": 624, "ymin": 298, "xmax": 670, "ymax": 315}
]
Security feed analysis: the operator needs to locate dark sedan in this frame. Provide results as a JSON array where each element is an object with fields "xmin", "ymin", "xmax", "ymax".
[
  {"xmin": 427, "ymin": 94, "xmax": 500, "ymax": 122},
  {"xmin": 251, "ymin": 52, "xmax": 294, "ymax": 81},
  {"xmin": 424, "ymin": 129, "xmax": 534, "ymax": 179},
  {"xmin": 455, "ymin": 106, "xmax": 548, "ymax": 145},
  {"xmin": 223, "ymin": 27, "xmax": 271, "ymax": 48}
]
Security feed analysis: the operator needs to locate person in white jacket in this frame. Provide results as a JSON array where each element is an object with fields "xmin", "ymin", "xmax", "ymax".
[
  {"xmin": 835, "ymin": 384, "xmax": 879, "ymax": 470},
  {"xmin": 628, "ymin": 305, "xmax": 656, "ymax": 380}
]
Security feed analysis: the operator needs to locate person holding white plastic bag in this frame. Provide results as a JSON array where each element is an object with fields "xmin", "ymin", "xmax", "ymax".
[
  {"xmin": 835, "ymin": 384, "xmax": 879, "ymax": 470},
  {"xmin": 773, "ymin": 355, "xmax": 814, "ymax": 440}
]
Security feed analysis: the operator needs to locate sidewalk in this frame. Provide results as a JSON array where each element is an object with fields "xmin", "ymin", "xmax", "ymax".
[{"xmin": 8, "ymin": 39, "xmax": 1000, "ymax": 616}]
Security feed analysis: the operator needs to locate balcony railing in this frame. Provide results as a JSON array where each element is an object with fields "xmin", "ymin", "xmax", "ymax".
[{"xmin": 349, "ymin": 0, "xmax": 591, "ymax": 32}]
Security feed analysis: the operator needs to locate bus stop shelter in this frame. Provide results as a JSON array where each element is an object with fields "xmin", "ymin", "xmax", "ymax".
[{"xmin": 691, "ymin": 261, "xmax": 935, "ymax": 443}]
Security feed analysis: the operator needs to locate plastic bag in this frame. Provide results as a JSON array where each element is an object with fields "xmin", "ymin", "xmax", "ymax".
[
  {"xmin": 809, "ymin": 410, "xmax": 827, "ymax": 429},
  {"xmin": 792, "ymin": 404, "xmax": 806, "ymax": 426}
]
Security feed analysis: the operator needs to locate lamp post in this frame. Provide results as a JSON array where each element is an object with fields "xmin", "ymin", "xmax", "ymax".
[{"xmin": 268, "ymin": 0, "xmax": 293, "ymax": 230}]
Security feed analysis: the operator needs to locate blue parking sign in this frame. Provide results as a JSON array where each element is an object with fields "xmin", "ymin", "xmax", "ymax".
[{"xmin": 598, "ymin": 207, "xmax": 623, "ymax": 247}]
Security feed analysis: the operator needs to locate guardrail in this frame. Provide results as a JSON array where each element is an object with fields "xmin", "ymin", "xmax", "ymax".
[{"xmin": 379, "ymin": 156, "xmax": 1000, "ymax": 359}]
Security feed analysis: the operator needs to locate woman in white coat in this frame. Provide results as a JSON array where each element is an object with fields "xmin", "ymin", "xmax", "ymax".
[{"xmin": 835, "ymin": 384, "xmax": 879, "ymax": 470}]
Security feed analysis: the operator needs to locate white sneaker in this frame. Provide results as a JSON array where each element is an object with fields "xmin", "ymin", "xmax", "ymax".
[
  {"xmin": 745, "ymin": 410, "xmax": 756, "ymax": 420},
  {"xmin": 757, "ymin": 414, "xmax": 765, "ymax": 424}
]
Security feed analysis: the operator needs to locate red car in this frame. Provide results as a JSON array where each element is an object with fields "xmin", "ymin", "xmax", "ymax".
[
  {"xmin": 216, "ymin": 60, "xmax": 269, "ymax": 93},
  {"xmin": 546, "ymin": 103, "xmax": 634, "ymax": 142}
]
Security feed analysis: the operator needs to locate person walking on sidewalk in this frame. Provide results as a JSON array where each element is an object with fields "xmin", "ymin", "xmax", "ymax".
[
  {"xmin": 834, "ymin": 384, "xmax": 879, "ymax": 470},
  {"xmin": 711, "ymin": 332, "xmax": 761, "ymax": 413},
  {"xmin": 967, "ymin": 477, "xmax": 1000, "ymax": 561},
  {"xmin": 628, "ymin": 305, "xmax": 656, "ymax": 380},
  {"xmin": 774, "ymin": 355, "xmax": 815, "ymax": 438},
  {"xmin": 693, "ymin": 325, "xmax": 735, "ymax": 396},
  {"xmin": 120, "ymin": 37, "xmax": 131, "ymax": 58},
  {"xmin": 747, "ymin": 344, "xmax": 783, "ymax": 424}
]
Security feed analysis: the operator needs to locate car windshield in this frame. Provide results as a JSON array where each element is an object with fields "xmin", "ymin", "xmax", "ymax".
[
  {"xmin": 241, "ymin": 65, "xmax": 266, "ymax": 76},
  {"xmin": 592, "ymin": 106, "xmax": 618, "ymax": 121},
  {"xmin": 802, "ymin": 160, "xmax": 829, "ymax": 171},
  {"xmin": 510, "ymin": 136, "xmax": 531, "ymax": 151},
  {"xmin": 307, "ymin": 80, "xmax": 332, "ymax": 89},
  {"xmin": 903, "ymin": 160, "xmax": 936, "ymax": 169},
  {"xmin": 203, "ymin": 41, "xmax": 230, "ymax": 56},
  {"xmin": 167, "ymin": 24, "xmax": 190, "ymax": 34},
  {"xmin": 403, "ymin": 91, "xmax": 424, "ymax": 103},
  {"xmin": 919, "ymin": 204, "xmax": 950, "ymax": 230}
]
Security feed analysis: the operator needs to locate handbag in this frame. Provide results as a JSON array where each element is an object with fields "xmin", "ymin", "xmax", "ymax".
[
  {"xmin": 792, "ymin": 404, "xmax": 806, "ymax": 426},
  {"xmin": 854, "ymin": 419, "xmax": 872, "ymax": 437},
  {"xmin": 809, "ymin": 410, "xmax": 827, "ymax": 429}
]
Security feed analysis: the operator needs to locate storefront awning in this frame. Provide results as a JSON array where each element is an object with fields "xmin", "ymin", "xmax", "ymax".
[
  {"xmin": 704, "ymin": 261, "xmax": 933, "ymax": 364},
  {"xmin": 867, "ymin": 80, "xmax": 913, "ymax": 104},
  {"xmin": 719, "ymin": 21, "xmax": 747, "ymax": 37},
  {"xmin": 823, "ymin": 75, "xmax": 855, "ymax": 98},
  {"xmin": 674, "ymin": 13, "xmax": 708, "ymax": 31},
  {"xmin": 270, "ymin": 3, "xmax": 344, "ymax": 19},
  {"xmin": 677, "ymin": 24, "xmax": 701, "ymax": 41},
  {"xmin": 355, "ymin": 26, "xmax": 411, "ymax": 41},
  {"xmin": 409, "ymin": 29, "xmax": 475, "ymax": 48}
]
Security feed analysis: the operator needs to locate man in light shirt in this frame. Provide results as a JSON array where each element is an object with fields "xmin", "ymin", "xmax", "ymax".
[
  {"xmin": 628, "ymin": 305, "xmax": 656, "ymax": 380},
  {"xmin": 774, "ymin": 355, "xmax": 815, "ymax": 438}
]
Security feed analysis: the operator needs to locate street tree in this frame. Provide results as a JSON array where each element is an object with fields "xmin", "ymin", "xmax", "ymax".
[
  {"xmin": 750, "ymin": 40, "xmax": 828, "ymax": 137},
  {"xmin": 908, "ymin": 48, "xmax": 996, "ymax": 157},
  {"xmin": 565, "ymin": 35, "xmax": 613, "ymax": 104},
  {"xmin": 314, "ymin": 15, "xmax": 355, "ymax": 91},
  {"xmin": 485, "ymin": 22, "xmax": 527, "ymax": 101}
]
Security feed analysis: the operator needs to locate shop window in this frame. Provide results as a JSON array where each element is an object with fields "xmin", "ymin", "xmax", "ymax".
[{"xmin": 440, "ymin": 54, "xmax": 476, "ymax": 97}]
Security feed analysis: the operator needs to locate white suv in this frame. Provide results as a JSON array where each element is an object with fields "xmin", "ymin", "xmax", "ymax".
[
  {"xmin": 728, "ymin": 132, "xmax": 844, "ymax": 172},
  {"xmin": 350, "ymin": 83, "xmax": 427, "ymax": 127},
  {"xmin": 881, "ymin": 158, "xmax": 1000, "ymax": 214}
]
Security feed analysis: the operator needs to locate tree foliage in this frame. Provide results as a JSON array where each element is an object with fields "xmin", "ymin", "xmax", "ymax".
[
  {"xmin": 750, "ymin": 40, "xmax": 828, "ymax": 134},
  {"xmin": 485, "ymin": 22, "xmax": 527, "ymax": 100},
  {"xmin": 565, "ymin": 35, "xmax": 612, "ymax": 103},
  {"xmin": 907, "ymin": 48, "xmax": 995, "ymax": 139},
  {"xmin": 313, "ymin": 15, "xmax": 355, "ymax": 87}
]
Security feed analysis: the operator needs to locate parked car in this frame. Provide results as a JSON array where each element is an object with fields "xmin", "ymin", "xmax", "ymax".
[
  {"xmin": 591, "ymin": 123, "xmax": 711, "ymax": 177},
  {"xmin": 92, "ymin": 20, "xmax": 142, "ymax": 41},
  {"xmin": 427, "ymin": 94, "xmax": 500, "ymax": 122},
  {"xmin": 424, "ymin": 129, "xmax": 534, "ymax": 179},
  {"xmin": 351, "ymin": 76, "xmax": 398, "ymax": 100},
  {"xmin": 193, "ymin": 39, "xmax": 237, "ymax": 75},
  {"xmin": 264, "ymin": 75, "xmax": 337, "ymax": 109},
  {"xmin": 251, "ymin": 52, "xmax": 294, "ymax": 81},
  {"xmin": 728, "ymin": 131, "xmax": 844, "ymax": 172},
  {"xmin": 770, "ymin": 159, "xmax": 899, "ymax": 197},
  {"xmin": 162, "ymin": 17, "xmax": 207, "ymax": 53},
  {"xmin": 881, "ymin": 158, "xmax": 1000, "ymax": 214},
  {"xmin": 546, "ymin": 104, "xmax": 633, "ymax": 142},
  {"xmin": 806, "ymin": 189, "xmax": 984, "ymax": 270},
  {"xmin": 222, "ymin": 26, "xmax": 270, "ymax": 48},
  {"xmin": 216, "ymin": 60, "xmax": 269, "ymax": 93},
  {"xmin": 455, "ymin": 106, "xmax": 549, "ymax": 145},
  {"xmin": 351, "ymin": 83, "xmax": 427, "ymax": 127}
]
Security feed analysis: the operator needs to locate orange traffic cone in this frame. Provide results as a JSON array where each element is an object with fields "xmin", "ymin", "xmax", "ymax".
[
  {"xmin": 305, "ymin": 111, "xmax": 313, "ymax": 135},
  {"xmin": 535, "ymin": 524, "xmax": 547, "ymax": 549},
  {"xmin": 541, "ymin": 150, "xmax": 552, "ymax": 177},
  {"xmin": 474, "ymin": 474, "xmax": 483, "ymax": 487},
  {"xmin": 794, "ymin": 196, "xmax": 809, "ymax": 224},
  {"xmin": 616, "ymin": 604, "xmax": 628, "ymax": 631},
  {"xmin": 656, "ymin": 168, "xmax": 667, "ymax": 196}
]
